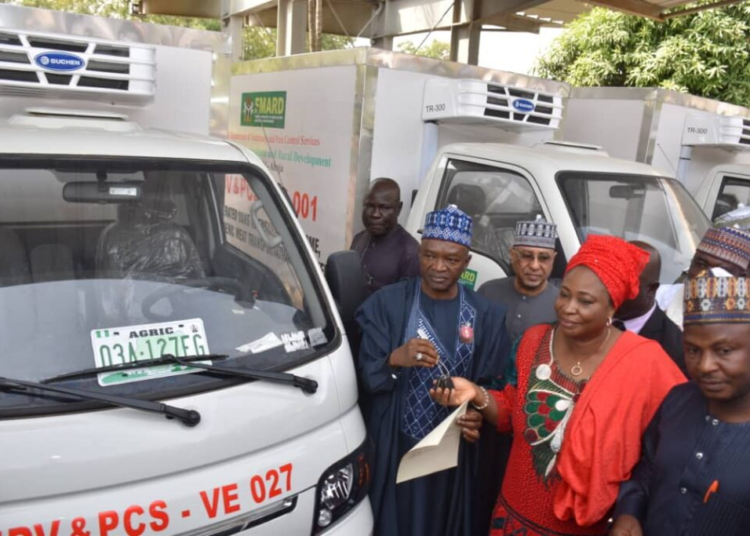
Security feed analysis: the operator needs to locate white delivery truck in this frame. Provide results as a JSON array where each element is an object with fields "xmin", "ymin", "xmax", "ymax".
[
  {"xmin": 405, "ymin": 141, "xmax": 709, "ymax": 288},
  {"xmin": 0, "ymin": 5, "xmax": 372, "ymax": 535},
  {"xmin": 229, "ymin": 49, "xmax": 710, "ymax": 290},
  {"xmin": 228, "ymin": 48, "xmax": 567, "ymax": 269},
  {"xmin": 563, "ymin": 87, "xmax": 750, "ymax": 223}
]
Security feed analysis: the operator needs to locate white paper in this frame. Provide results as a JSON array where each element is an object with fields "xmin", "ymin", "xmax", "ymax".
[
  {"xmin": 236, "ymin": 332, "xmax": 283, "ymax": 354},
  {"xmin": 396, "ymin": 401, "xmax": 469, "ymax": 484}
]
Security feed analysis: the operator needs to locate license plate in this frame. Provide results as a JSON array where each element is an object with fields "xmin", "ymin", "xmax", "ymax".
[{"xmin": 90, "ymin": 319, "xmax": 210, "ymax": 386}]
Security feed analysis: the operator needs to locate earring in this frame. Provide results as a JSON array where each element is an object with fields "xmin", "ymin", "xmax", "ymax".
[{"xmin": 606, "ymin": 317, "xmax": 612, "ymax": 327}]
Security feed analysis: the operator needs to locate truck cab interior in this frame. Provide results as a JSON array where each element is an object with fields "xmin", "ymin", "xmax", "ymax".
[{"xmin": 0, "ymin": 158, "xmax": 335, "ymax": 410}]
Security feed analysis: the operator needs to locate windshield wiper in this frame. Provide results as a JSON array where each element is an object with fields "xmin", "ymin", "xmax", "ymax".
[
  {"xmin": 42, "ymin": 354, "xmax": 319, "ymax": 395},
  {"xmin": 167, "ymin": 354, "xmax": 318, "ymax": 394},
  {"xmin": 0, "ymin": 376, "xmax": 201, "ymax": 427}
]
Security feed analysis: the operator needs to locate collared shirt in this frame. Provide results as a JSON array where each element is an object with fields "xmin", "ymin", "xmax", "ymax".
[
  {"xmin": 618, "ymin": 304, "xmax": 657, "ymax": 335},
  {"xmin": 350, "ymin": 224, "xmax": 420, "ymax": 294},
  {"xmin": 615, "ymin": 382, "xmax": 750, "ymax": 535},
  {"xmin": 477, "ymin": 277, "xmax": 559, "ymax": 341}
]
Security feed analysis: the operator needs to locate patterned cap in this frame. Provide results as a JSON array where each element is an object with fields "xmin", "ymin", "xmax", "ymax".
[
  {"xmin": 684, "ymin": 276, "xmax": 750, "ymax": 325},
  {"xmin": 513, "ymin": 215, "xmax": 557, "ymax": 250},
  {"xmin": 696, "ymin": 227, "xmax": 750, "ymax": 271},
  {"xmin": 422, "ymin": 204, "xmax": 473, "ymax": 248}
]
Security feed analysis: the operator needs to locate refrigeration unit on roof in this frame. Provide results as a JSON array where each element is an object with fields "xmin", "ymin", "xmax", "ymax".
[
  {"xmin": 683, "ymin": 114, "xmax": 750, "ymax": 152},
  {"xmin": 0, "ymin": 29, "xmax": 155, "ymax": 104},
  {"xmin": 422, "ymin": 78, "xmax": 563, "ymax": 132}
]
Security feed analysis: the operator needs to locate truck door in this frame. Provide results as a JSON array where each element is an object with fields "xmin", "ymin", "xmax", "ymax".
[
  {"xmin": 433, "ymin": 158, "xmax": 557, "ymax": 289},
  {"xmin": 704, "ymin": 173, "xmax": 750, "ymax": 222}
]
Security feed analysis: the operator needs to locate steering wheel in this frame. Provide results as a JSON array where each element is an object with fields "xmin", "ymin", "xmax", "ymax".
[{"xmin": 141, "ymin": 277, "xmax": 245, "ymax": 321}]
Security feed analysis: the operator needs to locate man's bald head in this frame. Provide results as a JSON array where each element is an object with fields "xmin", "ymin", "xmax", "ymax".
[
  {"xmin": 368, "ymin": 177, "xmax": 401, "ymax": 199},
  {"xmin": 616, "ymin": 241, "xmax": 661, "ymax": 320},
  {"xmin": 631, "ymin": 240, "xmax": 661, "ymax": 285},
  {"xmin": 362, "ymin": 177, "xmax": 403, "ymax": 237}
]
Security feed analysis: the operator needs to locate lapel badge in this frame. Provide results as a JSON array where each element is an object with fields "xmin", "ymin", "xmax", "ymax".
[{"xmin": 459, "ymin": 322, "xmax": 474, "ymax": 344}]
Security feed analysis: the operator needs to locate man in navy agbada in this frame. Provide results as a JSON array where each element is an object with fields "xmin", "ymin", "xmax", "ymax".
[
  {"xmin": 611, "ymin": 275, "xmax": 750, "ymax": 536},
  {"xmin": 356, "ymin": 204, "xmax": 511, "ymax": 536}
]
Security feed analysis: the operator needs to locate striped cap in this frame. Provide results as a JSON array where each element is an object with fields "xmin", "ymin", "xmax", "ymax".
[
  {"xmin": 422, "ymin": 204, "xmax": 473, "ymax": 248},
  {"xmin": 696, "ymin": 227, "xmax": 750, "ymax": 271},
  {"xmin": 684, "ymin": 276, "xmax": 750, "ymax": 325},
  {"xmin": 513, "ymin": 215, "xmax": 557, "ymax": 250}
]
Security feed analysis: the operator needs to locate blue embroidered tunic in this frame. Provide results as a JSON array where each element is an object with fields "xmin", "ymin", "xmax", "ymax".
[
  {"xmin": 356, "ymin": 278, "xmax": 511, "ymax": 536},
  {"xmin": 615, "ymin": 382, "xmax": 750, "ymax": 535}
]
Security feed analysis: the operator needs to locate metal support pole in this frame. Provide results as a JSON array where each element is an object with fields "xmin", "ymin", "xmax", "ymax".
[
  {"xmin": 371, "ymin": 35, "xmax": 394, "ymax": 50},
  {"xmin": 449, "ymin": 0, "xmax": 481, "ymax": 65},
  {"xmin": 227, "ymin": 14, "xmax": 244, "ymax": 62},
  {"xmin": 277, "ymin": 0, "xmax": 307, "ymax": 56},
  {"xmin": 449, "ymin": 23, "xmax": 480, "ymax": 64}
]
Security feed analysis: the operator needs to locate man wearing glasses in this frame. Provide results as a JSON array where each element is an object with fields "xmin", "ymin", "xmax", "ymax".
[{"xmin": 478, "ymin": 216, "xmax": 559, "ymax": 341}]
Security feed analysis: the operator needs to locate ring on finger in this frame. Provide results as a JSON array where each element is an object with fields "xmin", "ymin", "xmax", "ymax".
[{"xmin": 415, "ymin": 352, "xmax": 424, "ymax": 361}]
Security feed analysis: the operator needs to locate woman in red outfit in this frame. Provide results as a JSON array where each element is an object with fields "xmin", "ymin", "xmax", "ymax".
[{"xmin": 432, "ymin": 235, "xmax": 685, "ymax": 536}]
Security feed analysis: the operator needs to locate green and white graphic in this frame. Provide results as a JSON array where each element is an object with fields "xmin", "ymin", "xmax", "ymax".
[
  {"xmin": 459, "ymin": 268, "xmax": 478, "ymax": 290},
  {"xmin": 90, "ymin": 318, "xmax": 210, "ymax": 387},
  {"xmin": 241, "ymin": 91, "xmax": 287, "ymax": 128}
]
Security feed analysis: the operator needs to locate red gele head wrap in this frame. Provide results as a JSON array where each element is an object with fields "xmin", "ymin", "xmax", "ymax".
[{"xmin": 565, "ymin": 235, "xmax": 650, "ymax": 309}]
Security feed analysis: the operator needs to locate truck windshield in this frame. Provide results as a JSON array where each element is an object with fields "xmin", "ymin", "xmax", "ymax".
[
  {"xmin": 0, "ymin": 158, "xmax": 335, "ymax": 416},
  {"xmin": 557, "ymin": 172, "xmax": 710, "ymax": 284}
]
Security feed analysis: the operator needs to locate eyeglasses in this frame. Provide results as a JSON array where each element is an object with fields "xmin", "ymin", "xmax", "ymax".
[{"xmin": 512, "ymin": 249, "xmax": 554, "ymax": 264}]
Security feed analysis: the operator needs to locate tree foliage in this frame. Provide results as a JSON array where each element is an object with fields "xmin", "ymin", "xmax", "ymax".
[
  {"xmin": 9, "ymin": 0, "xmax": 353, "ymax": 60},
  {"xmin": 535, "ymin": 4, "xmax": 750, "ymax": 107},
  {"xmin": 398, "ymin": 40, "xmax": 451, "ymax": 61}
]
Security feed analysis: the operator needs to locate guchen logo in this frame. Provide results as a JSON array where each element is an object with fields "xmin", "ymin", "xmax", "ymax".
[
  {"xmin": 512, "ymin": 98, "xmax": 535, "ymax": 114},
  {"xmin": 34, "ymin": 52, "xmax": 85, "ymax": 72}
]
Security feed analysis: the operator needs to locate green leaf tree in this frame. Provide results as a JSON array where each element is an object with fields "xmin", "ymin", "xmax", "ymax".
[
  {"xmin": 535, "ymin": 4, "xmax": 750, "ymax": 107},
  {"xmin": 398, "ymin": 40, "xmax": 451, "ymax": 61},
  {"xmin": 9, "ymin": 0, "xmax": 352, "ymax": 60}
]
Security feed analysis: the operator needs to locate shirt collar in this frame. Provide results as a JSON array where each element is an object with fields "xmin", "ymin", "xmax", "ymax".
[{"xmin": 620, "ymin": 304, "xmax": 657, "ymax": 334}]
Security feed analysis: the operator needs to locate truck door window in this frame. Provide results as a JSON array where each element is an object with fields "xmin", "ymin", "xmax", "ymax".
[
  {"xmin": 557, "ymin": 172, "xmax": 709, "ymax": 284},
  {"xmin": 437, "ymin": 159, "xmax": 544, "ymax": 267},
  {"xmin": 0, "ymin": 158, "xmax": 335, "ymax": 418},
  {"xmin": 713, "ymin": 176, "xmax": 750, "ymax": 220}
]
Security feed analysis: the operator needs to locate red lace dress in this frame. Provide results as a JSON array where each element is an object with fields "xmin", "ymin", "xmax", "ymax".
[{"xmin": 488, "ymin": 324, "xmax": 684, "ymax": 536}]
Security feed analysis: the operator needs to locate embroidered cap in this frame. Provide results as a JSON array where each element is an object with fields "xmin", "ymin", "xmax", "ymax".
[
  {"xmin": 684, "ymin": 276, "xmax": 750, "ymax": 325},
  {"xmin": 513, "ymin": 215, "xmax": 557, "ymax": 250},
  {"xmin": 422, "ymin": 204, "xmax": 473, "ymax": 248},
  {"xmin": 696, "ymin": 227, "xmax": 750, "ymax": 271}
]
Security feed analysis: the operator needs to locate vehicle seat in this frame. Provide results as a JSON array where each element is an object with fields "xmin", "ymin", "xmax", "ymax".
[
  {"xmin": 446, "ymin": 184, "xmax": 505, "ymax": 262},
  {"xmin": 30, "ymin": 244, "xmax": 76, "ymax": 283},
  {"xmin": 0, "ymin": 227, "xmax": 31, "ymax": 286},
  {"xmin": 96, "ymin": 193, "xmax": 205, "ymax": 281}
]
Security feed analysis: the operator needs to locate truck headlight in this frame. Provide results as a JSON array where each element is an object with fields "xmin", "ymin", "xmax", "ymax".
[{"xmin": 312, "ymin": 439, "xmax": 371, "ymax": 534}]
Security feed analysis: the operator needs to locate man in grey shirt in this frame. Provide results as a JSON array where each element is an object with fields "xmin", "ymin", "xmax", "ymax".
[{"xmin": 478, "ymin": 216, "xmax": 559, "ymax": 341}]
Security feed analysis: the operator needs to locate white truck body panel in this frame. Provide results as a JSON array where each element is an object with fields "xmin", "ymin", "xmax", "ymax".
[
  {"xmin": 229, "ymin": 48, "xmax": 570, "ymax": 264},
  {"xmin": 0, "ymin": 5, "xmax": 371, "ymax": 535}
]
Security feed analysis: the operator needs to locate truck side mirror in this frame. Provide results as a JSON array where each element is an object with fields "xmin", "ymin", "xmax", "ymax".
[{"xmin": 324, "ymin": 251, "xmax": 368, "ymax": 328}]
